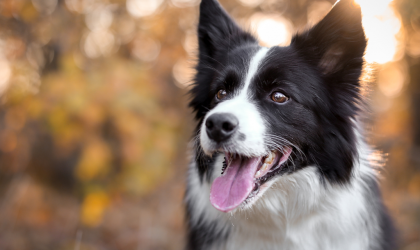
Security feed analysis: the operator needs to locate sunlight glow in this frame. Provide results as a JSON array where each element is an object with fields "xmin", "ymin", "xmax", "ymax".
[
  {"xmin": 250, "ymin": 13, "xmax": 293, "ymax": 47},
  {"xmin": 307, "ymin": 1, "xmax": 333, "ymax": 24},
  {"xmin": 354, "ymin": 0, "xmax": 402, "ymax": 64}
]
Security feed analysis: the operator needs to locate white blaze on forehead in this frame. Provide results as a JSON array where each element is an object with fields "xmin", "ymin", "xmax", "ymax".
[
  {"xmin": 239, "ymin": 47, "xmax": 270, "ymax": 97},
  {"xmin": 200, "ymin": 46, "xmax": 271, "ymax": 157}
]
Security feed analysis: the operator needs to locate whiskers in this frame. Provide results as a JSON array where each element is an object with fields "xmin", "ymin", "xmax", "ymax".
[{"xmin": 264, "ymin": 134, "xmax": 307, "ymax": 171}]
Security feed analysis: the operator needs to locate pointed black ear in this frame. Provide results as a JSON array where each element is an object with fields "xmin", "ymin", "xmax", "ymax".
[
  {"xmin": 292, "ymin": 0, "xmax": 367, "ymax": 76},
  {"xmin": 198, "ymin": 0, "xmax": 255, "ymax": 62},
  {"xmin": 291, "ymin": 0, "xmax": 367, "ymax": 184},
  {"xmin": 190, "ymin": 0, "xmax": 256, "ymax": 121}
]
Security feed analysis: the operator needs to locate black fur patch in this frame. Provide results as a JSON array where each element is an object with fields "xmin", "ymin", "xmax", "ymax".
[
  {"xmin": 194, "ymin": 143, "xmax": 215, "ymax": 183},
  {"xmin": 185, "ymin": 192, "xmax": 229, "ymax": 249}
]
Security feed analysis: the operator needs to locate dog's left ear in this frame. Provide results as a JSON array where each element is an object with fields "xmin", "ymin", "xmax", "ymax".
[{"xmin": 291, "ymin": 0, "xmax": 366, "ymax": 77}]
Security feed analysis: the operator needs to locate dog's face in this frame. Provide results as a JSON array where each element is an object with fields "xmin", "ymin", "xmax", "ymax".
[{"xmin": 190, "ymin": 0, "xmax": 366, "ymax": 212}]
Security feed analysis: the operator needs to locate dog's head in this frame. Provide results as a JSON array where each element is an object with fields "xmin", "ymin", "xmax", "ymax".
[{"xmin": 189, "ymin": 0, "xmax": 367, "ymax": 212}]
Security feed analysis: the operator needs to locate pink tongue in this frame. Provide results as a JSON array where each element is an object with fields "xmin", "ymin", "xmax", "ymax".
[{"xmin": 210, "ymin": 156, "xmax": 261, "ymax": 212}]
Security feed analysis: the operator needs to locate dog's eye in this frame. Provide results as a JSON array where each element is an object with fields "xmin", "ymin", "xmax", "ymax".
[
  {"xmin": 271, "ymin": 92, "xmax": 289, "ymax": 103},
  {"xmin": 216, "ymin": 89, "xmax": 227, "ymax": 100}
]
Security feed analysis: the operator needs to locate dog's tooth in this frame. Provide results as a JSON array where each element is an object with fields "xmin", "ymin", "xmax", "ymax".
[
  {"xmin": 256, "ymin": 151, "xmax": 277, "ymax": 179},
  {"xmin": 260, "ymin": 164, "xmax": 269, "ymax": 172},
  {"xmin": 255, "ymin": 165, "xmax": 268, "ymax": 178},
  {"xmin": 263, "ymin": 152, "xmax": 274, "ymax": 165}
]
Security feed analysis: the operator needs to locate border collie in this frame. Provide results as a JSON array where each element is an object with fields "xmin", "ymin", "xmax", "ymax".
[{"xmin": 185, "ymin": 0, "xmax": 396, "ymax": 249}]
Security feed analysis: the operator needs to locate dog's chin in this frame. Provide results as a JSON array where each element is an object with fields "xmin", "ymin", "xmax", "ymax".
[{"xmin": 207, "ymin": 146, "xmax": 293, "ymax": 213}]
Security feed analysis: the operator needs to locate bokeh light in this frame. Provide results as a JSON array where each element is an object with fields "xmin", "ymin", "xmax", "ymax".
[
  {"xmin": 173, "ymin": 59, "xmax": 195, "ymax": 88},
  {"xmin": 377, "ymin": 64, "xmax": 406, "ymax": 97},
  {"xmin": 114, "ymin": 16, "xmax": 136, "ymax": 44},
  {"xmin": 127, "ymin": 0, "xmax": 164, "ymax": 18},
  {"xmin": 85, "ymin": 5, "xmax": 114, "ymax": 31},
  {"xmin": 249, "ymin": 13, "xmax": 293, "ymax": 47},
  {"xmin": 83, "ymin": 30, "xmax": 115, "ymax": 58},
  {"xmin": 183, "ymin": 31, "xmax": 198, "ymax": 56},
  {"xmin": 131, "ymin": 35, "xmax": 161, "ymax": 62}
]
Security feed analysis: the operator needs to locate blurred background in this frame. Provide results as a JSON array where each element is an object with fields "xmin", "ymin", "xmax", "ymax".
[{"xmin": 0, "ymin": 0, "xmax": 419, "ymax": 249}]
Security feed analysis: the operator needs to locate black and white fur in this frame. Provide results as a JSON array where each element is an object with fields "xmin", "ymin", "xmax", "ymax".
[{"xmin": 185, "ymin": 0, "xmax": 396, "ymax": 249}]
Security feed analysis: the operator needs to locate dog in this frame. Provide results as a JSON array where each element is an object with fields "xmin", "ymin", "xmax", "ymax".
[{"xmin": 185, "ymin": 0, "xmax": 396, "ymax": 249}]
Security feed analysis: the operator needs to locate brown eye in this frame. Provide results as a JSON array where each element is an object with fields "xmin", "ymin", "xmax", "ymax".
[
  {"xmin": 216, "ymin": 89, "xmax": 227, "ymax": 100},
  {"xmin": 271, "ymin": 92, "xmax": 289, "ymax": 103}
]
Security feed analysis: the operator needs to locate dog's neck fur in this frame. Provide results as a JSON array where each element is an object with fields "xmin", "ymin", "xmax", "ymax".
[{"xmin": 186, "ymin": 125, "xmax": 390, "ymax": 250}]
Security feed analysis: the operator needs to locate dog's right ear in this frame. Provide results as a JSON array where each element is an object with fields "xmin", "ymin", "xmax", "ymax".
[
  {"xmin": 190, "ymin": 0, "xmax": 256, "ymax": 121},
  {"xmin": 198, "ymin": 0, "xmax": 255, "ymax": 62}
]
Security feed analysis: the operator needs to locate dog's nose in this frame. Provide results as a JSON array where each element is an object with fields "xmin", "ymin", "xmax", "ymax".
[{"xmin": 205, "ymin": 113, "xmax": 239, "ymax": 143}]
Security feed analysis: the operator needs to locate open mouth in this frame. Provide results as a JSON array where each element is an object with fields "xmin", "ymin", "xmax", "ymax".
[{"xmin": 210, "ymin": 147, "xmax": 293, "ymax": 212}]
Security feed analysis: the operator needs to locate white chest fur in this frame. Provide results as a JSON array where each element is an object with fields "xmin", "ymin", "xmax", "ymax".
[{"xmin": 186, "ymin": 136, "xmax": 382, "ymax": 250}]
